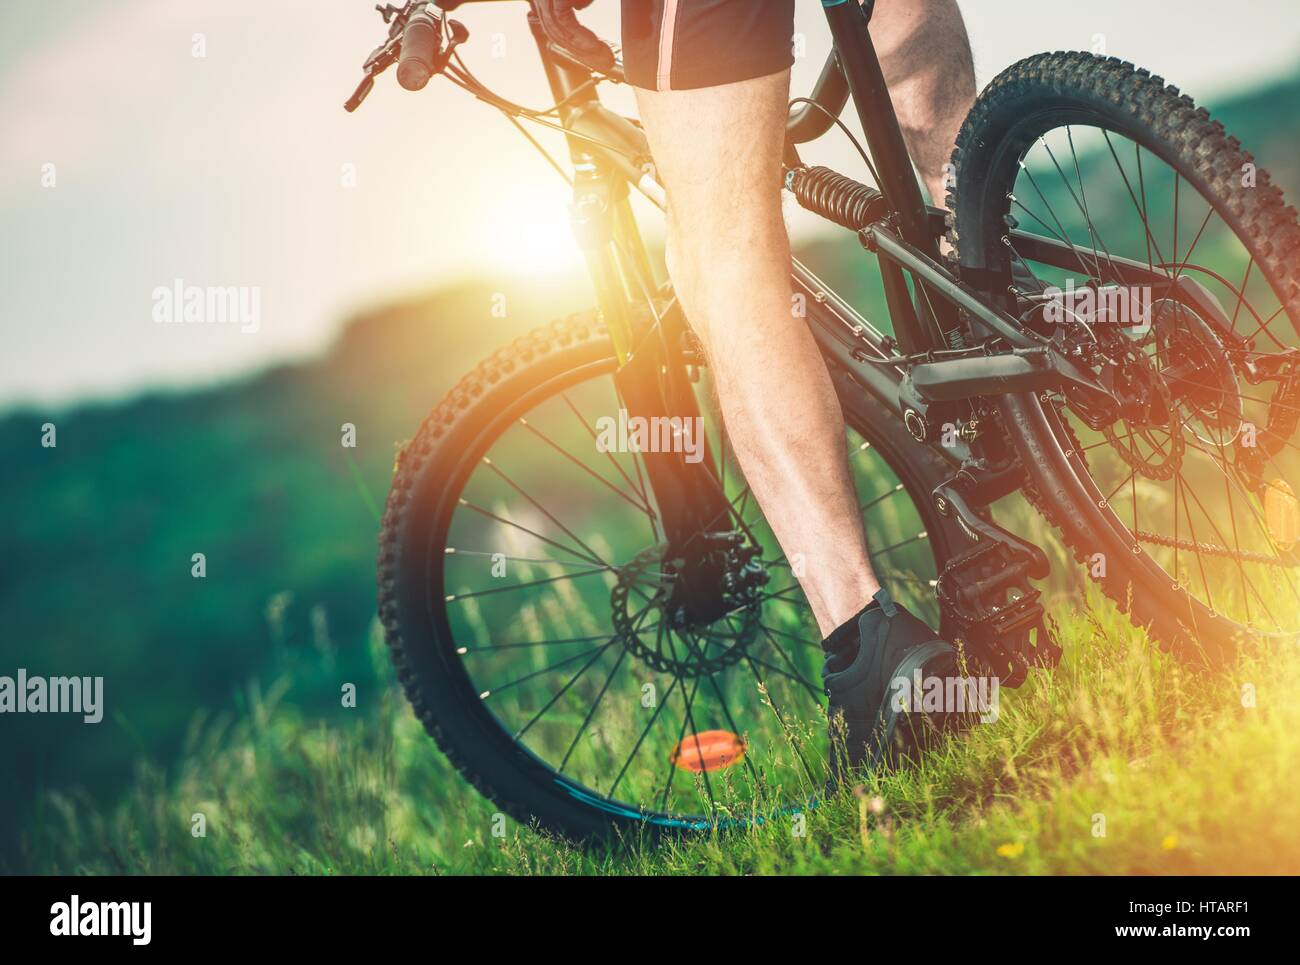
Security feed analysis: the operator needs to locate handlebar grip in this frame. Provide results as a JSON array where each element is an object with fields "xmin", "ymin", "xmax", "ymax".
[{"xmin": 397, "ymin": 8, "xmax": 440, "ymax": 92}]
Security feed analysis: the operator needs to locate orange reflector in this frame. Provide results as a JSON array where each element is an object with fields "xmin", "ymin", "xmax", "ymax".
[
  {"xmin": 671, "ymin": 730, "xmax": 746, "ymax": 773},
  {"xmin": 1265, "ymin": 478, "xmax": 1300, "ymax": 551}
]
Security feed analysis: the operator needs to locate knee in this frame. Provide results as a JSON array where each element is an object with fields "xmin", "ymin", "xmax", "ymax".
[
  {"xmin": 663, "ymin": 216, "xmax": 788, "ymax": 348},
  {"xmin": 664, "ymin": 206, "xmax": 786, "ymax": 285}
]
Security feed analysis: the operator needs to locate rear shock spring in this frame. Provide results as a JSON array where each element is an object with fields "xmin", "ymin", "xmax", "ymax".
[{"xmin": 786, "ymin": 165, "xmax": 887, "ymax": 232}]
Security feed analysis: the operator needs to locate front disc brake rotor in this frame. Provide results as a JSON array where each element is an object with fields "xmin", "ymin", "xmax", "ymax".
[{"xmin": 610, "ymin": 545, "xmax": 762, "ymax": 678}]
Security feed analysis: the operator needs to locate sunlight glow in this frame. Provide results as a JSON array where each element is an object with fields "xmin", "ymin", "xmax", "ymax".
[{"xmin": 483, "ymin": 192, "xmax": 586, "ymax": 273}]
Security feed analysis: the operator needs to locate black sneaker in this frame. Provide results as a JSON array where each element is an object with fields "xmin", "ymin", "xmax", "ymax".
[{"xmin": 821, "ymin": 587, "xmax": 960, "ymax": 781}]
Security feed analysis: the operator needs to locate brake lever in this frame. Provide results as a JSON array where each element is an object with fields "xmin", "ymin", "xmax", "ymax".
[
  {"xmin": 344, "ymin": 74, "xmax": 376, "ymax": 113},
  {"xmin": 345, "ymin": 37, "xmax": 400, "ymax": 112}
]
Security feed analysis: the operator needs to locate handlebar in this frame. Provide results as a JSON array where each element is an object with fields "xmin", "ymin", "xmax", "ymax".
[{"xmin": 346, "ymin": 0, "xmax": 849, "ymax": 150}]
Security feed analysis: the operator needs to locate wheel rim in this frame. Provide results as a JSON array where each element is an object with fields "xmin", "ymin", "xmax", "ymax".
[{"xmin": 432, "ymin": 354, "xmax": 942, "ymax": 827}]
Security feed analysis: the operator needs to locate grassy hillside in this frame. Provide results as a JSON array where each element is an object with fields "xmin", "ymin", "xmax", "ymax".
[
  {"xmin": 0, "ymin": 277, "xmax": 590, "ymax": 854},
  {"xmin": 24, "ymin": 588, "xmax": 1300, "ymax": 874},
  {"xmin": 4, "ymin": 69, "xmax": 1300, "ymax": 872}
]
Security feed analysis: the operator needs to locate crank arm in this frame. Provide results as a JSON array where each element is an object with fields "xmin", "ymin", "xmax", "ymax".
[
  {"xmin": 932, "ymin": 472, "xmax": 1060, "ymax": 686},
  {"xmin": 932, "ymin": 478, "xmax": 1050, "ymax": 580}
]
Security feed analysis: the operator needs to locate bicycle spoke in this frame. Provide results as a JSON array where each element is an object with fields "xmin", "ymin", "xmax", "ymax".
[
  {"xmin": 608, "ymin": 661, "xmax": 680, "ymax": 799},
  {"xmin": 1172, "ymin": 172, "xmax": 1180, "ymax": 275},
  {"xmin": 1172, "ymin": 461, "xmax": 1286, "ymax": 626},
  {"xmin": 447, "ymin": 548, "xmax": 631, "ymax": 570},
  {"xmin": 692, "ymin": 647, "xmax": 763, "ymax": 787},
  {"xmin": 664, "ymin": 629, "xmax": 718, "ymax": 817},
  {"xmin": 520, "ymin": 416, "xmax": 657, "ymax": 519},
  {"xmin": 1230, "ymin": 257, "xmax": 1254, "ymax": 332},
  {"xmin": 756, "ymin": 622, "xmax": 822, "ymax": 650},
  {"xmin": 558, "ymin": 645, "xmax": 629, "ymax": 772},
  {"xmin": 513, "ymin": 644, "xmax": 616, "ymax": 741},
  {"xmin": 860, "ymin": 482, "xmax": 907, "ymax": 515},
  {"xmin": 1056, "ymin": 129, "xmax": 1128, "ymax": 286},
  {"xmin": 445, "ymin": 566, "xmax": 612, "ymax": 602},
  {"xmin": 738, "ymin": 634, "xmax": 819, "ymax": 789},
  {"xmin": 754, "ymin": 583, "xmax": 815, "ymax": 611},
  {"xmin": 562, "ymin": 392, "xmax": 653, "ymax": 504},
  {"xmin": 1019, "ymin": 163, "xmax": 1103, "ymax": 279},
  {"xmin": 479, "ymin": 458, "xmax": 611, "ymax": 568},
  {"xmin": 659, "ymin": 670, "xmax": 704, "ymax": 814},
  {"xmin": 1238, "ymin": 302, "xmax": 1291, "ymax": 349},
  {"xmin": 485, "ymin": 640, "xmax": 612, "ymax": 701},
  {"xmin": 1102, "ymin": 131, "xmax": 1166, "ymax": 274},
  {"xmin": 457, "ymin": 498, "xmax": 604, "ymax": 568},
  {"xmin": 461, "ymin": 630, "xmax": 655, "ymax": 653},
  {"xmin": 1105, "ymin": 466, "xmax": 1139, "ymax": 504},
  {"xmin": 746, "ymin": 649, "xmax": 822, "ymax": 702},
  {"xmin": 1172, "ymin": 473, "xmax": 1216, "ymax": 612},
  {"xmin": 1171, "ymin": 206, "xmax": 1217, "ymax": 284},
  {"xmin": 871, "ymin": 531, "xmax": 930, "ymax": 559},
  {"xmin": 754, "ymin": 621, "xmax": 823, "ymax": 692}
]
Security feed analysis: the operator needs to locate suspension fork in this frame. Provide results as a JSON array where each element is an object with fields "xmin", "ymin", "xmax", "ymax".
[
  {"xmin": 574, "ymin": 173, "xmax": 733, "ymax": 561},
  {"xmin": 530, "ymin": 16, "xmax": 735, "ymax": 571},
  {"xmin": 600, "ymin": 220, "xmax": 742, "ymax": 621},
  {"xmin": 605, "ymin": 199, "xmax": 738, "ymax": 558}
]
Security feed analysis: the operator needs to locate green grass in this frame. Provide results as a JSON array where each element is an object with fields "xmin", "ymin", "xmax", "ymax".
[{"xmin": 21, "ymin": 584, "xmax": 1300, "ymax": 875}]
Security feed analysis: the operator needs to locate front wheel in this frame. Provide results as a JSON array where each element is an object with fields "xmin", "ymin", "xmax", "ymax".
[
  {"xmin": 951, "ymin": 52, "xmax": 1300, "ymax": 661},
  {"xmin": 377, "ymin": 313, "xmax": 963, "ymax": 841}
]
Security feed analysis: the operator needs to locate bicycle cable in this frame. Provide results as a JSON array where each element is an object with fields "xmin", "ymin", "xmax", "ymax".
[
  {"xmin": 786, "ymin": 96, "xmax": 881, "ymax": 189},
  {"xmin": 441, "ymin": 61, "xmax": 646, "ymax": 169}
]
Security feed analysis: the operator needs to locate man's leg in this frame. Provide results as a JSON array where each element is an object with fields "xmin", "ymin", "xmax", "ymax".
[
  {"xmin": 872, "ymin": 0, "xmax": 977, "ymax": 207},
  {"xmin": 633, "ymin": 1, "xmax": 977, "ymax": 638},
  {"xmin": 636, "ymin": 70, "xmax": 876, "ymax": 637}
]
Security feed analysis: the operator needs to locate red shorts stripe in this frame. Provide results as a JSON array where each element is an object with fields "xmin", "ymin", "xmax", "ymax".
[{"xmin": 656, "ymin": 0, "xmax": 680, "ymax": 91}]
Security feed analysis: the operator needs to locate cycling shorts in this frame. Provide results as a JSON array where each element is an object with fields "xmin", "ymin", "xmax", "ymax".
[{"xmin": 620, "ymin": 0, "xmax": 797, "ymax": 92}]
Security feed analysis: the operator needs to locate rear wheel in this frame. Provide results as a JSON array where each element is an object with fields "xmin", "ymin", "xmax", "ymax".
[
  {"xmin": 951, "ymin": 52, "xmax": 1300, "ymax": 660},
  {"xmin": 378, "ymin": 313, "xmax": 962, "ymax": 840}
]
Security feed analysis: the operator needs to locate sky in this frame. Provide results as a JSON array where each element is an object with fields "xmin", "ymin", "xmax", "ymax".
[{"xmin": 0, "ymin": 0, "xmax": 1297, "ymax": 408}]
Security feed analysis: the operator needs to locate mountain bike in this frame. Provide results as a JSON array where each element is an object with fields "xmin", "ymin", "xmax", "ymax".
[{"xmin": 348, "ymin": 0, "xmax": 1300, "ymax": 840}]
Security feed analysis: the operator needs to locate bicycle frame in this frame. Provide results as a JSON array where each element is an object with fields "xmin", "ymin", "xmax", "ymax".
[{"xmin": 424, "ymin": 0, "xmax": 1126, "ymax": 612}]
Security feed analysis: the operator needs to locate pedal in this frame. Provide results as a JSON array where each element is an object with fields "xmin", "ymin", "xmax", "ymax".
[{"xmin": 932, "ymin": 478, "xmax": 1061, "ymax": 687}]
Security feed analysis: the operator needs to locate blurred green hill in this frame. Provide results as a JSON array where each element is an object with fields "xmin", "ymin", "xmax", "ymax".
[{"xmin": 3, "ymin": 68, "xmax": 1298, "ymax": 861}]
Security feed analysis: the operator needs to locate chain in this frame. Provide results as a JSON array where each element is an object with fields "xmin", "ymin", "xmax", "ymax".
[{"xmin": 1133, "ymin": 530, "xmax": 1296, "ymax": 568}]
